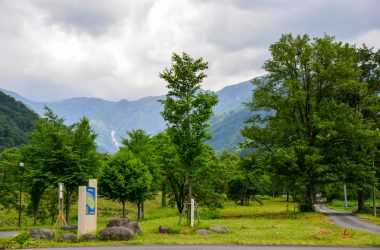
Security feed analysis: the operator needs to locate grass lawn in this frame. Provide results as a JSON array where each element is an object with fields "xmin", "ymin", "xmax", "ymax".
[{"xmin": 1, "ymin": 196, "xmax": 380, "ymax": 248}]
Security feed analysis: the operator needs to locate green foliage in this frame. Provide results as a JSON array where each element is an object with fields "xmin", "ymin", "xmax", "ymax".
[
  {"xmin": 159, "ymin": 52, "xmax": 218, "ymax": 203},
  {"xmin": 0, "ymin": 91, "xmax": 38, "ymax": 151},
  {"xmin": 22, "ymin": 107, "xmax": 100, "ymax": 224},
  {"xmin": 99, "ymin": 148, "xmax": 152, "ymax": 217},
  {"xmin": 241, "ymin": 34, "xmax": 380, "ymax": 211},
  {"xmin": 0, "ymin": 147, "xmax": 22, "ymax": 209},
  {"xmin": 122, "ymin": 129, "xmax": 161, "ymax": 219}
]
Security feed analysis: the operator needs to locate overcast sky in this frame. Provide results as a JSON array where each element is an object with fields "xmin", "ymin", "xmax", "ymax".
[{"xmin": 0, "ymin": 0, "xmax": 379, "ymax": 102}]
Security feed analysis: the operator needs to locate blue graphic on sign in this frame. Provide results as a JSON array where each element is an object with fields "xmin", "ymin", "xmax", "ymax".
[{"xmin": 86, "ymin": 187, "xmax": 96, "ymax": 215}]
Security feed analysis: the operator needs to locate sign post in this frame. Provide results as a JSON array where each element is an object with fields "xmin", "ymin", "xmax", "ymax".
[
  {"xmin": 55, "ymin": 183, "xmax": 67, "ymax": 226},
  {"xmin": 78, "ymin": 179, "xmax": 97, "ymax": 235},
  {"xmin": 190, "ymin": 199, "xmax": 194, "ymax": 227}
]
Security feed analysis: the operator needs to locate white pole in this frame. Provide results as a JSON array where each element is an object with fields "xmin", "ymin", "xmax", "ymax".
[{"xmin": 190, "ymin": 199, "xmax": 194, "ymax": 227}]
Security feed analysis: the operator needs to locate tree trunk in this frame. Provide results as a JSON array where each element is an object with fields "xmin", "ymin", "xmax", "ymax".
[
  {"xmin": 188, "ymin": 176, "xmax": 193, "ymax": 201},
  {"xmin": 161, "ymin": 183, "xmax": 167, "ymax": 207},
  {"xmin": 33, "ymin": 210, "xmax": 37, "ymax": 226},
  {"xmin": 302, "ymin": 184, "xmax": 315, "ymax": 211},
  {"xmin": 137, "ymin": 202, "xmax": 141, "ymax": 220},
  {"xmin": 286, "ymin": 191, "xmax": 289, "ymax": 202},
  {"xmin": 122, "ymin": 201, "xmax": 126, "ymax": 218},
  {"xmin": 357, "ymin": 190, "xmax": 366, "ymax": 212}
]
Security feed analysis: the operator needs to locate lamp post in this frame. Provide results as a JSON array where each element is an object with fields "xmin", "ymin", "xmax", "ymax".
[{"xmin": 18, "ymin": 162, "xmax": 24, "ymax": 227}]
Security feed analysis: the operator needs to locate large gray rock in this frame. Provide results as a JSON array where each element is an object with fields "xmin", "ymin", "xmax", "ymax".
[
  {"xmin": 59, "ymin": 233, "xmax": 77, "ymax": 242},
  {"xmin": 210, "ymin": 226, "xmax": 230, "ymax": 233},
  {"xmin": 81, "ymin": 234, "xmax": 96, "ymax": 241},
  {"xmin": 127, "ymin": 221, "xmax": 142, "ymax": 235},
  {"xmin": 158, "ymin": 226, "xmax": 171, "ymax": 234},
  {"xmin": 29, "ymin": 229, "xmax": 54, "ymax": 240},
  {"xmin": 195, "ymin": 229, "xmax": 211, "ymax": 235},
  {"xmin": 99, "ymin": 227, "xmax": 135, "ymax": 240},
  {"xmin": 106, "ymin": 218, "xmax": 131, "ymax": 228}
]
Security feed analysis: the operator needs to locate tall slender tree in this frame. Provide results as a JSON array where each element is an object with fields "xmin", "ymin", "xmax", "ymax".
[{"xmin": 159, "ymin": 52, "xmax": 218, "ymax": 210}]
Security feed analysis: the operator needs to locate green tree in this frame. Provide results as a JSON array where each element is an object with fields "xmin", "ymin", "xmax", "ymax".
[
  {"xmin": 23, "ymin": 107, "xmax": 100, "ymax": 223},
  {"xmin": 99, "ymin": 148, "xmax": 152, "ymax": 218},
  {"xmin": 242, "ymin": 34, "xmax": 378, "ymax": 211},
  {"xmin": 151, "ymin": 132, "xmax": 186, "ymax": 213},
  {"xmin": 122, "ymin": 129, "xmax": 161, "ymax": 219},
  {"xmin": 0, "ymin": 147, "xmax": 22, "ymax": 211},
  {"xmin": 159, "ymin": 52, "xmax": 218, "ymax": 210}
]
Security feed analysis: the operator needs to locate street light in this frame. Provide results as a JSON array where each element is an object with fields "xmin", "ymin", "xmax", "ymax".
[{"xmin": 18, "ymin": 162, "xmax": 24, "ymax": 227}]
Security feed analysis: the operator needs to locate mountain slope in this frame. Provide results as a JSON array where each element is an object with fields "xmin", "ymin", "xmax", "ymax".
[
  {"xmin": 1, "ymin": 80, "xmax": 254, "ymax": 153},
  {"xmin": 0, "ymin": 91, "xmax": 39, "ymax": 151}
]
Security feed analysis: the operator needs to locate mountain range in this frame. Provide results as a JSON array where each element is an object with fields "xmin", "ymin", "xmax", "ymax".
[{"xmin": 1, "ymin": 80, "xmax": 255, "ymax": 154}]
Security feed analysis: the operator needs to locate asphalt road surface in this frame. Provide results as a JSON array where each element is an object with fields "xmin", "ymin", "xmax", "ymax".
[
  {"xmin": 0, "ymin": 230, "xmax": 17, "ymax": 238},
  {"xmin": 315, "ymin": 204, "xmax": 380, "ymax": 234},
  {"xmin": 25, "ymin": 246, "xmax": 380, "ymax": 250}
]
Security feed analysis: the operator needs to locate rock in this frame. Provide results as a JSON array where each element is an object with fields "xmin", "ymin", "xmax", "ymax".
[
  {"xmin": 59, "ymin": 224, "xmax": 78, "ymax": 230},
  {"xmin": 29, "ymin": 229, "xmax": 55, "ymax": 240},
  {"xmin": 60, "ymin": 233, "xmax": 77, "ymax": 242},
  {"xmin": 158, "ymin": 226, "xmax": 171, "ymax": 234},
  {"xmin": 81, "ymin": 234, "xmax": 96, "ymax": 241},
  {"xmin": 127, "ymin": 221, "xmax": 142, "ymax": 235},
  {"xmin": 106, "ymin": 218, "xmax": 131, "ymax": 228},
  {"xmin": 99, "ymin": 227, "xmax": 135, "ymax": 240},
  {"xmin": 210, "ymin": 226, "xmax": 230, "ymax": 233},
  {"xmin": 195, "ymin": 229, "xmax": 211, "ymax": 235}
]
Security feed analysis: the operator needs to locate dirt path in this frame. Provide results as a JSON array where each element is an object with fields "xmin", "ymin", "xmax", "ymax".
[{"xmin": 315, "ymin": 204, "xmax": 380, "ymax": 234}]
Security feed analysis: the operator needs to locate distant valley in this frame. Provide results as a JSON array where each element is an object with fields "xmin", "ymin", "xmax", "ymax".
[{"xmin": 1, "ymin": 80, "xmax": 255, "ymax": 154}]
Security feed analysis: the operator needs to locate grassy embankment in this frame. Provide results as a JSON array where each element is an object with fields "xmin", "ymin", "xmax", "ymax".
[{"xmin": 1, "ymin": 195, "xmax": 380, "ymax": 248}]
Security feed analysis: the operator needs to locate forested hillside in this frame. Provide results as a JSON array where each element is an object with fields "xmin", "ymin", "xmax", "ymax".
[
  {"xmin": 0, "ymin": 91, "xmax": 39, "ymax": 151},
  {"xmin": 1, "ymin": 81, "xmax": 255, "ymax": 153}
]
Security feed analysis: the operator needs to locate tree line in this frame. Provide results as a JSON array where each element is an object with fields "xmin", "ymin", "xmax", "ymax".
[{"xmin": 0, "ymin": 33, "xmax": 379, "ymax": 226}]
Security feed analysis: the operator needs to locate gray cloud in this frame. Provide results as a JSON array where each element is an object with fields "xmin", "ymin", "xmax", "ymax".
[{"xmin": 0, "ymin": 0, "xmax": 379, "ymax": 101}]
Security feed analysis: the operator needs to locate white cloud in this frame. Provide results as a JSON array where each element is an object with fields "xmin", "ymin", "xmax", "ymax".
[{"xmin": 0, "ymin": 0, "xmax": 379, "ymax": 101}]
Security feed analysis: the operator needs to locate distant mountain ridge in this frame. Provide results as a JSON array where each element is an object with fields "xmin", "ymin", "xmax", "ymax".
[{"xmin": 1, "ymin": 80, "xmax": 254, "ymax": 153}]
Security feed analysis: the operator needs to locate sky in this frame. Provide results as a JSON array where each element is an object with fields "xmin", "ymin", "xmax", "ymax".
[{"xmin": 0, "ymin": 0, "xmax": 379, "ymax": 102}]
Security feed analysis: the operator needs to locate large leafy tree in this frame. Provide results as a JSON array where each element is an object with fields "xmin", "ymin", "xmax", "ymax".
[
  {"xmin": 159, "ymin": 52, "xmax": 218, "ymax": 207},
  {"xmin": 99, "ymin": 148, "xmax": 152, "ymax": 218},
  {"xmin": 242, "ymin": 34, "xmax": 378, "ymax": 211},
  {"xmin": 23, "ymin": 107, "xmax": 100, "ymax": 223}
]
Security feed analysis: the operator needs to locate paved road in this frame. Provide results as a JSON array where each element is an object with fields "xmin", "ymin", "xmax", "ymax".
[
  {"xmin": 315, "ymin": 204, "xmax": 380, "ymax": 234},
  {"xmin": 0, "ymin": 230, "xmax": 17, "ymax": 238},
  {"xmin": 26, "ymin": 246, "xmax": 380, "ymax": 250}
]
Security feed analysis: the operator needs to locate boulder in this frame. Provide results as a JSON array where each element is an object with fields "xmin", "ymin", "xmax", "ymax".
[
  {"xmin": 29, "ymin": 229, "xmax": 54, "ymax": 240},
  {"xmin": 195, "ymin": 229, "xmax": 211, "ymax": 235},
  {"xmin": 127, "ymin": 221, "xmax": 142, "ymax": 235},
  {"xmin": 158, "ymin": 226, "xmax": 171, "ymax": 234},
  {"xmin": 99, "ymin": 227, "xmax": 134, "ymax": 240},
  {"xmin": 60, "ymin": 233, "xmax": 77, "ymax": 242},
  {"xmin": 210, "ymin": 226, "xmax": 230, "ymax": 233},
  {"xmin": 106, "ymin": 218, "xmax": 131, "ymax": 228},
  {"xmin": 59, "ymin": 224, "xmax": 78, "ymax": 230},
  {"xmin": 81, "ymin": 234, "xmax": 96, "ymax": 241}
]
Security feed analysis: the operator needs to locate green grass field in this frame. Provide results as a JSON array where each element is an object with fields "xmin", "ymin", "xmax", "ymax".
[{"xmin": 1, "ymin": 196, "xmax": 380, "ymax": 248}]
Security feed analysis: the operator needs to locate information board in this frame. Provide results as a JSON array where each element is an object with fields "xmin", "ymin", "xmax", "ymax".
[{"xmin": 86, "ymin": 187, "xmax": 96, "ymax": 215}]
